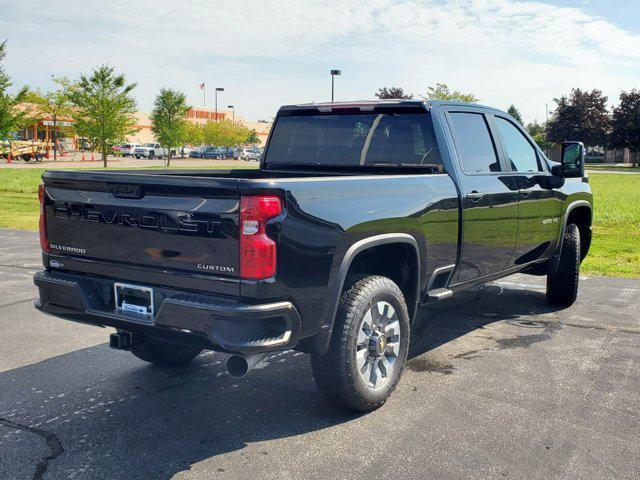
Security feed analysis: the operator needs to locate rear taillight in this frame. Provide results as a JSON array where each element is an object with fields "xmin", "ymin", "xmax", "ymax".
[
  {"xmin": 38, "ymin": 184, "xmax": 49, "ymax": 253},
  {"xmin": 240, "ymin": 195, "xmax": 282, "ymax": 280}
]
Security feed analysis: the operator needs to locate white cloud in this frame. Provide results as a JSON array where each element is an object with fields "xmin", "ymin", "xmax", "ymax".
[{"xmin": 2, "ymin": 0, "xmax": 639, "ymax": 122}]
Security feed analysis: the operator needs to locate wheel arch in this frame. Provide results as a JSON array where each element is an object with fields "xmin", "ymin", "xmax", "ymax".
[
  {"xmin": 311, "ymin": 233, "xmax": 421, "ymax": 354},
  {"xmin": 551, "ymin": 200, "xmax": 592, "ymax": 273}
]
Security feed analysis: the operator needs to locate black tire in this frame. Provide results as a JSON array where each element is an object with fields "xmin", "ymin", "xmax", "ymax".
[
  {"xmin": 311, "ymin": 275, "xmax": 410, "ymax": 412},
  {"xmin": 547, "ymin": 223, "xmax": 580, "ymax": 306},
  {"xmin": 130, "ymin": 335, "xmax": 202, "ymax": 367},
  {"xmin": 149, "ymin": 151, "xmax": 155, "ymax": 159}
]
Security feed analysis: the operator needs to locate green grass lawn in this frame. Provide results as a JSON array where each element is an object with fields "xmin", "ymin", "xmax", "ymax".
[
  {"xmin": 0, "ymin": 166, "xmax": 257, "ymax": 230},
  {"xmin": 0, "ymin": 169, "xmax": 46, "ymax": 230},
  {"xmin": 586, "ymin": 163, "xmax": 640, "ymax": 171},
  {"xmin": 1, "ymin": 168, "xmax": 638, "ymax": 277},
  {"xmin": 581, "ymin": 174, "xmax": 640, "ymax": 278}
]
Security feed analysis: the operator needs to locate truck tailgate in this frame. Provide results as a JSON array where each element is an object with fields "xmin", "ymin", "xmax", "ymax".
[{"xmin": 42, "ymin": 171, "xmax": 240, "ymax": 295}]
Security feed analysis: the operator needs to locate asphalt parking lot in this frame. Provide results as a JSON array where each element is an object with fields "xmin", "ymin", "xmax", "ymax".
[{"xmin": 1, "ymin": 228, "xmax": 638, "ymax": 480}]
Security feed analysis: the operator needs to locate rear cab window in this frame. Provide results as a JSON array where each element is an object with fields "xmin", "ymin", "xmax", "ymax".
[{"xmin": 264, "ymin": 106, "xmax": 443, "ymax": 171}]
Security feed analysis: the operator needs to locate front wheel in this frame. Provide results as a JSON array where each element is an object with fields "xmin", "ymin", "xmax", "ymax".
[
  {"xmin": 547, "ymin": 223, "xmax": 580, "ymax": 306},
  {"xmin": 311, "ymin": 275, "xmax": 410, "ymax": 412},
  {"xmin": 130, "ymin": 335, "xmax": 202, "ymax": 367}
]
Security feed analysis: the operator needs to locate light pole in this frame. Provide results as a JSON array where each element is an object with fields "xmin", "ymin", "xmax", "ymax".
[
  {"xmin": 50, "ymin": 74, "xmax": 57, "ymax": 162},
  {"xmin": 330, "ymin": 69, "xmax": 341, "ymax": 101},
  {"xmin": 228, "ymin": 105, "xmax": 235, "ymax": 123},
  {"xmin": 215, "ymin": 87, "xmax": 224, "ymax": 122},
  {"xmin": 52, "ymin": 113, "xmax": 57, "ymax": 162}
]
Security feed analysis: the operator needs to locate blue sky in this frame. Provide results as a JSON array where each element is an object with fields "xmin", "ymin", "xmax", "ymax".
[
  {"xmin": 1, "ymin": 0, "xmax": 639, "ymax": 124},
  {"xmin": 544, "ymin": 1, "xmax": 640, "ymax": 34}
]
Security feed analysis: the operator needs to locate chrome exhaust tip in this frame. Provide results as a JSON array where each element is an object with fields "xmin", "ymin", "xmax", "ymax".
[{"xmin": 226, "ymin": 353, "xmax": 268, "ymax": 378}]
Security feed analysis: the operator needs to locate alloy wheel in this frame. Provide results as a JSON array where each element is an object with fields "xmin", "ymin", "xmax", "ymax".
[{"xmin": 355, "ymin": 301, "xmax": 401, "ymax": 389}]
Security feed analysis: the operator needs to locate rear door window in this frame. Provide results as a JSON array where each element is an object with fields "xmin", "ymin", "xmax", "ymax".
[{"xmin": 449, "ymin": 112, "xmax": 501, "ymax": 173}]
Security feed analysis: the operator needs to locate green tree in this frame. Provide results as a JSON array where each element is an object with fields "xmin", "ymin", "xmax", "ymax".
[
  {"xmin": 151, "ymin": 88, "xmax": 189, "ymax": 167},
  {"xmin": 203, "ymin": 120, "xmax": 253, "ymax": 147},
  {"xmin": 546, "ymin": 88, "xmax": 609, "ymax": 149},
  {"xmin": 507, "ymin": 105, "xmax": 523, "ymax": 124},
  {"xmin": 69, "ymin": 65, "xmax": 137, "ymax": 167},
  {"xmin": 247, "ymin": 129, "xmax": 259, "ymax": 144},
  {"xmin": 526, "ymin": 120, "xmax": 555, "ymax": 152},
  {"xmin": 0, "ymin": 40, "xmax": 30, "ymax": 140},
  {"xmin": 184, "ymin": 122, "xmax": 204, "ymax": 146},
  {"xmin": 24, "ymin": 77, "xmax": 75, "ymax": 157},
  {"xmin": 610, "ymin": 89, "xmax": 640, "ymax": 167},
  {"xmin": 424, "ymin": 83, "xmax": 479, "ymax": 103},
  {"xmin": 526, "ymin": 121, "xmax": 545, "ymax": 137},
  {"xmin": 375, "ymin": 87, "xmax": 413, "ymax": 100}
]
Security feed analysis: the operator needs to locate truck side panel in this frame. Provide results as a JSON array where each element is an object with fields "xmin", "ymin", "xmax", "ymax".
[{"xmin": 239, "ymin": 174, "xmax": 460, "ymax": 339}]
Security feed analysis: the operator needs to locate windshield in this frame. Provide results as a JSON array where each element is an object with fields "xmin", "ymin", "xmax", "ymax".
[{"xmin": 264, "ymin": 110, "xmax": 442, "ymax": 168}]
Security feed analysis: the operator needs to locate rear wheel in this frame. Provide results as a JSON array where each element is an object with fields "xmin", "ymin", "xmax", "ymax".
[
  {"xmin": 311, "ymin": 275, "xmax": 410, "ymax": 412},
  {"xmin": 130, "ymin": 334, "xmax": 202, "ymax": 367},
  {"xmin": 547, "ymin": 223, "xmax": 580, "ymax": 306}
]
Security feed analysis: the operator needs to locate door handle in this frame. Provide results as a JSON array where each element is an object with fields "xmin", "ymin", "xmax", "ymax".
[{"xmin": 466, "ymin": 191, "xmax": 484, "ymax": 202}]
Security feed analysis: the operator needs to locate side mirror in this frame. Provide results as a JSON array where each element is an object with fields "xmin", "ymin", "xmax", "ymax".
[{"xmin": 559, "ymin": 141, "xmax": 585, "ymax": 178}]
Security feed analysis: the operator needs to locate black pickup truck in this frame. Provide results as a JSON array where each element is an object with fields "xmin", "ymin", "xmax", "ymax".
[{"xmin": 34, "ymin": 100, "xmax": 593, "ymax": 411}]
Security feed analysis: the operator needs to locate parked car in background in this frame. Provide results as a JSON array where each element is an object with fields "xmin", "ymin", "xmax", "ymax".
[
  {"xmin": 134, "ymin": 143, "xmax": 168, "ymax": 159},
  {"xmin": 201, "ymin": 146, "xmax": 228, "ymax": 159},
  {"xmin": 218, "ymin": 147, "xmax": 229, "ymax": 159},
  {"xmin": 120, "ymin": 143, "xmax": 139, "ymax": 157},
  {"xmin": 239, "ymin": 147, "xmax": 261, "ymax": 161},
  {"xmin": 189, "ymin": 146, "xmax": 206, "ymax": 158},
  {"xmin": 224, "ymin": 147, "xmax": 236, "ymax": 159}
]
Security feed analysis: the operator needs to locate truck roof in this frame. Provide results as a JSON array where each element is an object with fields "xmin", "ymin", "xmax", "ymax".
[{"xmin": 278, "ymin": 99, "xmax": 506, "ymax": 115}]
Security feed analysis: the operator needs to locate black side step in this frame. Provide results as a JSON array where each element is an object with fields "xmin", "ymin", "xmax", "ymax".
[{"xmin": 427, "ymin": 288, "xmax": 453, "ymax": 301}]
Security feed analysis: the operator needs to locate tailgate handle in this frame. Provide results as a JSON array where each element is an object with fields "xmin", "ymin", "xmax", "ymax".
[{"xmin": 111, "ymin": 184, "xmax": 144, "ymax": 199}]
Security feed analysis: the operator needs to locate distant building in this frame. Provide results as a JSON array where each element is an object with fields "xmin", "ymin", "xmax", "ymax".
[
  {"xmin": 127, "ymin": 107, "xmax": 272, "ymax": 146},
  {"xmin": 547, "ymin": 145, "xmax": 636, "ymax": 165},
  {"xmin": 11, "ymin": 103, "xmax": 76, "ymax": 149},
  {"xmin": 13, "ymin": 104, "xmax": 272, "ymax": 148}
]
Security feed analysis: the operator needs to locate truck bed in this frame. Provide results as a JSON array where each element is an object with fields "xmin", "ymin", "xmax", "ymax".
[{"xmin": 42, "ymin": 167, "xmax": 455, "ymax": 299}]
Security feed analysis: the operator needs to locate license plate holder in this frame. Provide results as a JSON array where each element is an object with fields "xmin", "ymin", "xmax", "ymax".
[{"xmin": 114, "ymin": 283, "xmax": 154, "ymax": 316}]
